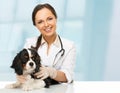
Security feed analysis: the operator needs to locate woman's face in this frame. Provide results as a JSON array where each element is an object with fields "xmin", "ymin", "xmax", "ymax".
[{"xmin": 35, "ymin": 8, "xmax": 57, "ymax": 37}]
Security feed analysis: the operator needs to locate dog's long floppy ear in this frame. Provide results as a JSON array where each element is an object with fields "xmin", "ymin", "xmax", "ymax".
[
  {"xmin": 11, "ymin": 52, "xmax": 23, "ymax": 75},
  {"xmin": 35, "ymin": 53, "xmax": 41, "ymax": 73}
]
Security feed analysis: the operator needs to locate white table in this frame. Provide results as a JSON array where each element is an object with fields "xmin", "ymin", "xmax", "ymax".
[{"xmin": 0, "ymin": 81, "xmax": 120, "ymax": 93}]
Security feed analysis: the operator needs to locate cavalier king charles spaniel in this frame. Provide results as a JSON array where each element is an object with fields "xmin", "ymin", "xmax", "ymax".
[{"xmin": 6, "ymin": 48, "xmax": 58, "ymax": 91}]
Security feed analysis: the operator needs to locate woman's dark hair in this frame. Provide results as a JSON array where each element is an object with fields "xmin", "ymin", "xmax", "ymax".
[
  {"xmin": 32, "ymin": 3, "xmax": 57, "ymax": 26},
  {"xmin": 31, "ymin": 3, "xmax": 57, "ymax": 51},
  {"xmin": 31, "ymin": 34, "xmax": 42, "ymax": 51}
]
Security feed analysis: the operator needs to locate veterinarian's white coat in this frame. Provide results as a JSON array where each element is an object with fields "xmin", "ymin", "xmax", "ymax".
[{"xmin": 24, "ymin": 35, "xmax": 76, "ymax": 83}]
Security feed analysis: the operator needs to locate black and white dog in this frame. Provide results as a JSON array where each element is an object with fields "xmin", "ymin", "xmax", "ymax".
[{"xmin": 6, "ymin": 48, "xmax": 58, "ymax": 91}]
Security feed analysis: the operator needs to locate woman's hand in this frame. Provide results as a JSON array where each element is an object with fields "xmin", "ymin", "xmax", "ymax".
[{"xmin": 34, "ymin": 66, "xmax": 57, "ymax": 80}]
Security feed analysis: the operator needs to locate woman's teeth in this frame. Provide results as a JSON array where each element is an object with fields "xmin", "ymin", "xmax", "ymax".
[{"xmin": 45, "ymin": 28, "xmax": 51, "ymax": 32}]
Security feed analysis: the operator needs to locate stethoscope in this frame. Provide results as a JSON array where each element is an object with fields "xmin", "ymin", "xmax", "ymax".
[
  {"xmin": 52, "ymin": 35, "xmax": 65, "ymax": 67},
  {"xmin": 38, "ymin": 35, "xmax": 65, "ymax": 67}
]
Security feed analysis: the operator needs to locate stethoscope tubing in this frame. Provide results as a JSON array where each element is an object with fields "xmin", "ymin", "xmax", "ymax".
[{"xmin": 52, "ymin": 35, "xmax": 65, "ymax": 67}]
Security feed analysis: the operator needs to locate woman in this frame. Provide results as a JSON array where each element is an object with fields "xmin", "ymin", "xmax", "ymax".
[{"xmin": 17, "ymin": 3, "xmax": 76, "ymax": 83}]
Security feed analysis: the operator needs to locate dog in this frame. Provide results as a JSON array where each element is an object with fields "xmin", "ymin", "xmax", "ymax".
[{"xmin": 5, "ymin": 48, "xmax": 59, "ymax": 91}]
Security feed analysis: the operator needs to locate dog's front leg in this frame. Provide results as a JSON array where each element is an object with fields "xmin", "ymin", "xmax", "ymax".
[
  {"xmin": 32, "ymin": 79, "xmax": 45, "ymax": 89},
  {"xmin": 5, "ymin": 81, "xmax": 21, "ymax": 89},
  {"xmin": 22, "ymin": 78, "xmax": 34, "ymax": 91}
]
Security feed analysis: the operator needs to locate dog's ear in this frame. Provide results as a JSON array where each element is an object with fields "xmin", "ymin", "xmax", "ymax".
[
  {"xmin": 11, "ymin": 52, "xmax": 23, "ymax": 75},
  {"xmin": 35, "ymin": 53, "xmax": 41, "ymax": 73}
]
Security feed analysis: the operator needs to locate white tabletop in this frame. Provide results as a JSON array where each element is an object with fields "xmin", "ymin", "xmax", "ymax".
[{"xmin": 0, "ymin": 81, "xmax": 120, "ymax": 93}]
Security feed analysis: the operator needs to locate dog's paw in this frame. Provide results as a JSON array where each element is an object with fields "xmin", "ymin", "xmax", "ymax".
[
  {"xmin": 5, "ymin": 82, "xmax": 21, "ymax": 89},
  {"xmin": 5, "ymin": 84, "xmax": 16, "ymax": 89},
  {"xmin": 22, "ymin": 85, "xmax": 33, "ymax": 91}
]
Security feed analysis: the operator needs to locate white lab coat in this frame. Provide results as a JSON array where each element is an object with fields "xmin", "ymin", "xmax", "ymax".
[{"xmin": 23, "ymin": 36, "xmax": 76, "ymax": 83}]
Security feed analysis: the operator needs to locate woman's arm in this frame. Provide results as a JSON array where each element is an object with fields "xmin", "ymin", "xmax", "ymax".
[
  {"xmin": 54, "ymin": 70, "xmax": 67, "ymax": 82},
  {"xmin": 57, "ymin": 44, "xmax": 76, "ymax": 83}
]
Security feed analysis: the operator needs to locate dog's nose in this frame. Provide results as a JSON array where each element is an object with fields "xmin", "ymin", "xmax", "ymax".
[{"xmin": 29, "ymin": 62, "xmax": 34, "ymax": 66}]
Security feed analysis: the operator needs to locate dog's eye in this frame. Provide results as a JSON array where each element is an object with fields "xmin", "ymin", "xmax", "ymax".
[
  {"xmin": 31, "ymin": 57, "xmax": 35, "ymax": 60},
  {"xmin": 24, "ymin": 55, "xmax": 28, "ymax": 59}
]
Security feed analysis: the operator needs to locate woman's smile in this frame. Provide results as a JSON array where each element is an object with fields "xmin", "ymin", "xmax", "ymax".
[
  {"xmin": 44, "ymin": 26, "xmax": 52, "ymax": 33},
  {"xmin": 35, "ymin": 8, "xmax": 57, "ymax": 37}
]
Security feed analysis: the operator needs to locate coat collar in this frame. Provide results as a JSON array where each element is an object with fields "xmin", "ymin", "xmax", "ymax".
[{"xmin": 41, "ymin": 35, "xmax": 61, "ymax": 48}]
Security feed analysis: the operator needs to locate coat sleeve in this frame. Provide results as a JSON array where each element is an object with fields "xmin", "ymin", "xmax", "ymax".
[{"xmin": 60, "ymin": 43, "xmax": 76, "ymax": 83}]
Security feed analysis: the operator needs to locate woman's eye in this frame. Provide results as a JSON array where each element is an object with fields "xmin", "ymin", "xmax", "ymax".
[
  {"xmin": 48, "ymin": 17, "xmax": 53, "ymax": 21},
  {"xmin": 38, "ymin": 21, "xmax": 43, "ymax": 24}
]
